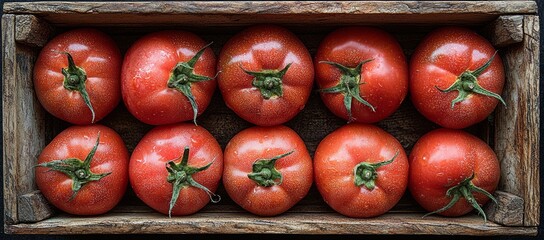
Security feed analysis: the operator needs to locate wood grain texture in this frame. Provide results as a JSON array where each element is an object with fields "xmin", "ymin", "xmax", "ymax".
[
  {"xmin": 2, "ymin": 14, "xmax": 18, "ymax": 225},
  {"xmin": 495, "ymin": 15, "xmax": 540, "ymax": 227},
  {"xmin": 4, "ymin": 212, "xmax": 537, "ymax": 235},
  {"xmin": 2, "ymin": 14, "xmax": 47, "ymax": 225},
  {"xmin": 17, "ymin": 191, "xmax": 55, "ymax": 223},
  {"xmin": 486, "ymin": 15, "xmax": 524, "ymax": 48},
  {"xmin": 2, "ymin": 1, "xmax": 537, "ymax": 26},
  {"xmin": 485, "ymin": 191, "xmax": 524, "ymax": 226},
  {"xmin": 15, "ymin": 15, "xmax": 53, "ymax": 48}
]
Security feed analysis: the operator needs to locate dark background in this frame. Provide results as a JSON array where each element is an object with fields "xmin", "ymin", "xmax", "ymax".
[{"xmin": 1, "ymin": 0, "xmax": 542, "ymax": 239}]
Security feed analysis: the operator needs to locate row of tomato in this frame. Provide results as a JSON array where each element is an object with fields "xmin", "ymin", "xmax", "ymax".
[
  {"xmin": 33, "ymin": 24, "xmax": 504, "ymax": 220},
  {"xmin": 36, "ymin": 122, "xmax": 499, "ymax": 219},
  {"xmin": 34, "ymin": 25, "xmax": 505, "ymax": 129}
]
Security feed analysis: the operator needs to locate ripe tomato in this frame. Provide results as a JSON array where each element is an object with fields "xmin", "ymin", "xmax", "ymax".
[
  {"xmin": 217, "ymin": 25, "xmax": 314, "ymax": 126},
  {"xmin": 409, "ymin": 128, "xmax": 500, "ymax": 220},
  {"xmin": 314, "ymin": 27, "xmax": 408, "ymax": 123},
  {"xmin": 223, "ymin": 125, "xmax": 313, "ymax": 216},
  {"xmin": 122, "ymin": 30, "xmax": 216, "ymax": 125},
  {"xmin": 35, "ymin": 125, "xmax": 129, "ymax": 215},
  {"xmin": 314, "ymin": 123, "xmax": 409, "ymax": 217},
  {"xmin": 34, "ymin": 28, "xmax": 121, "ymax": 125},
  {"xmin": 410, "ymin": 27, "xmax": 505, "ymax": 129},
  {"xmin": 129, "ymin": 123, "xmax": 223, "ymax": 216}
]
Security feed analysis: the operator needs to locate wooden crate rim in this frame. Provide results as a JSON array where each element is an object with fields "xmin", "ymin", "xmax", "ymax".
[{"xmin": 3, "ymin": 1, "xmax": 538, "ymax": 15}]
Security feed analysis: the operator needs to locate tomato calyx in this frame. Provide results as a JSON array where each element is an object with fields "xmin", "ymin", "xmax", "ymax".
[
  {"xmin": 436, "ymin": 52, "xmax": 506, "ymax": 108},
  {"xmin": 241, "ymin": 63, "xmax": 292, "ymax": 100},
  {"xmin": 248, "ymin": 150, "xmax": 294, "ymax": 187},
  {"xmin": 36, "ymin": 132, "xmax": 110, "ymax": 200},
  {"xmin": 423, "ymin": 173, "xmax": 498, "ymax": 222},
  {"xmin": 167, "ymin": 42, "xmax": 216, "ymax": 125},
  {"xmin": 353, "ymin": 151, "xmax": 398, "ymax": 190},
  {"xmin": 165, "ymin": 146, "xmax": 221, "ymax": 217},
  {"xmin": 319, "ymin": 60, "xmax": 376, "ymax": 122},
  {"xmin": 59, "ymin": 51, "xmax": 95, "ymax": 123}
]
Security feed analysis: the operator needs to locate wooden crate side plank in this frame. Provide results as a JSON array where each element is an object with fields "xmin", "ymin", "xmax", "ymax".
[
  {"xmin": 495, "ymin": 15, "xmax": 540, "ymax": 227},
  {"xmin": 2, "ymin": 14, "xmax": 19, "ymax": 225},
  {"xmin": 1, "ymin": 1, "xmax": 538, "ymax": 26},
  {"xmin": 3, "ymin": 213, "xmax": 538, "ymax": 235}
]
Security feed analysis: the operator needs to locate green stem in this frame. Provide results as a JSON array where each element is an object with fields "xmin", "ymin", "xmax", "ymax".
[
  {"xmin": 247, "ymin": 150, "xmax": 294, "ymax": 187},
  {"xmin": 36, "ymin": 132, "xmax": 110, "ymax": 200},
  {"xmin": 353, "ymin": 151, "xmax": 398, "ymax": 190},
  {"xmin": 436, "ymin": 52, "xmax": 506, "ymax": 108},
  {"xmin": 60, "ymin": 52, "xmax": 95, "ymax": 123},
  {"xmin": 166, "ymin": 146, "xmax": 220, "ymax": 217},
  {"xmin": 318, "ymin": 59, "xmax": 375, "ymax": 122},
  {"xmin": 167, "ymin": 42, "xmax": 216, "ymax": 125},
  {"xmin": 422, "ymin": 173, "xmax": 498, "ymax": 222},
  {"xmin": 242, "ymin": 63, "xmax": 292, "ymax": 100}
]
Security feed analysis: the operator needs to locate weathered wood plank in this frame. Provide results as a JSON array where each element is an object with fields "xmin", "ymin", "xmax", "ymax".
[
  {"xmin": 2, "ymin": 1, "xmax": 537, "ymax": 26},
  {"xmin": 486, "ymin": 15, "xmax": 524, "ymax": 47},
  {"xmin": 17, "ymin": 191, "xmax": 55, "ymax": 223},
  {"xmin": 15, "ymin": 15, "xmax": 53, "ymax": 48},
  {"xmin": 485, "ymin": 191, "xmax": 524, "ymax": 226},
  {"xmin": 4, "ymin": 212, "xmax": 538, "ymax": 235},
  {"xmin": 2, "ymin": 14, "xmax": 18, "ymax": 225},
  {"xmin": 495, "ymin": 15, "xmax": 540, "ymax": 227}
]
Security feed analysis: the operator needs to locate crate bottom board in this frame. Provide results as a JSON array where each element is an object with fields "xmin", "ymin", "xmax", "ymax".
[{"xmin": 5, "ymin": 211, "xmax": 537, "ymax": 235}]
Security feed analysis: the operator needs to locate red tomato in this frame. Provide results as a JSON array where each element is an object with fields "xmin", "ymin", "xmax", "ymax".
[
  {"xmin": 122, "ymin": 30, "xmax": 216, "ymax": 125},
  {"xmin": 35, "ymin": 125, "xmax": 129, "ymax": 215},
  {"xmin": 410, "ymin": 27, "xmax": 505, "ymax": 129},
  {"xmin": 34, "ymin": 28, "xmax": 121, "ymax": 125},
  {"xmin": 217, "ymin": 25, "xmax": 314, "ymax": 126},
  {"xmin": 129, "ymin": 123, "xmax": 223, "ymax": 216},
  {"xmin": 314, "ymin": 124, "xmax": 409, "ymax": 217},
  {"xmin": 314, "ymin": 27, "xmax": 408, "ymax": 123},
  {"xmin": 409, "ymin": 128, "xmax": 500, "ymax": 220},
  {"xmin": 223, "ymin": 126, "xmax": 313, "ymax": 216}
]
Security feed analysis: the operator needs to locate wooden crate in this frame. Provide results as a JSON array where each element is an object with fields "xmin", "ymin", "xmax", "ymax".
[{"xmin": 2, "ymin": 1, "xmax": 540, "ymax": 236}]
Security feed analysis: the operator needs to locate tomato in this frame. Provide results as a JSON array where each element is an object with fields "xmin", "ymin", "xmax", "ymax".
[
  {"xmin": 314, "ymin": 27, "xmax": 408, "ymax": 123},
  {"xmin": 410, "ymin": 27, "xmax": 505, "ymax": 129},
  {"xmin": 35, "ymin": 125, "xmax": 129, "ymax": 215},
  {"xmin": 223, "ymin": 125, "xmax": 313, "ymax": 216},
  {"xmin": 314, "ymin": 123, "xmax": 409, "ymax": 217},
  {"xmin": 217, "ymin": 25, "xmax": 314, "ymax": 126},
  {"xmin": 122, "ymin": 30, "xmax": 216, "ymax": 125},
  {"xmin": 129, "ymin": 123, "xmax": 223, "ymax": 216},
  {"xmin": 34, "ymin": 28, "xmax": 121, "ymax": 125},
  {"xmin": 409, "ymin": 128, "xmax": 500, "ymax": 220}
]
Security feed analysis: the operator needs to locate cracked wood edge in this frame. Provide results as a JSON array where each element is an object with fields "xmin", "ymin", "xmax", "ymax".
[{"xmin": 495, "ymin": 15, "xmax": 540, "ymax": 227}]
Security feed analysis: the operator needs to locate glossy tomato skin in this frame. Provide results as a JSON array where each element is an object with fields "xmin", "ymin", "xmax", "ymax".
[
  {"xmin": 410, "ymin": 27, "xmax": 505, "ymax": 129},
  {"xmin": 34, "ymin": 28, "xmax": 121, "ymax": 125},
  {"xmin": 122, "ymin": 30, "xmax": 216, "ymax": 125},
  {"xmin": 223, "ymin": 126, "xmax": 313, "ymax": 216},
  {"xmin": 217, "ymin": 25, "xmax": 314, "ymax": 126},
  {"xmin": 409, "ymin": 129, "xmax": 500, "ymax": 217},
  {"xmin": 36, "ymin": 125, "xmax": 129, "ymax": 215},
  {"xmin": 314, "ymin": 124, "xmax": 409, "ymax": 217},
  {"xmin": 315, "ymin": 27, "xmax": 409, "ymax": 123},
  {"xmin": 129, "ymin": 123, "xmax": 223, "ymax": 215}
]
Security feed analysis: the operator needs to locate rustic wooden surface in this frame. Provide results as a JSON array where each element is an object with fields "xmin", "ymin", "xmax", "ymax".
[
  {"xmin": 2, "ymin": 13, "xmax": 47, "ymax": 225},
  {"xmin": 495, "ymin": 15, "xmax": 540, "ymax": 227},
  {"xmin": 2, "ymin": 1, "xmax": 538, "ymax": 26},
  {"xmin": 486, "ymin": 15, "xmax": 524, "ymax": 48},
  {"xmin": 17, "ymin": 190, "xmax": 54, "ymax": 223},
  {"xmin": 1, "ymin": 0, "xmax": 540, "ymax": 235},
  {"xmin": 2, "ymin": 14, "xmax": 18, "ymax": 225},
  {"xmin": 15, "ymin": 15, "xmax": 53, "ymax": 48},
  {"xmin": 485, "ymin": 191, "xmax": 524, "ymax": 226},
  {"xmin": 4, "ymin": 212, "xmax": 538, "ymax": 235}
]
